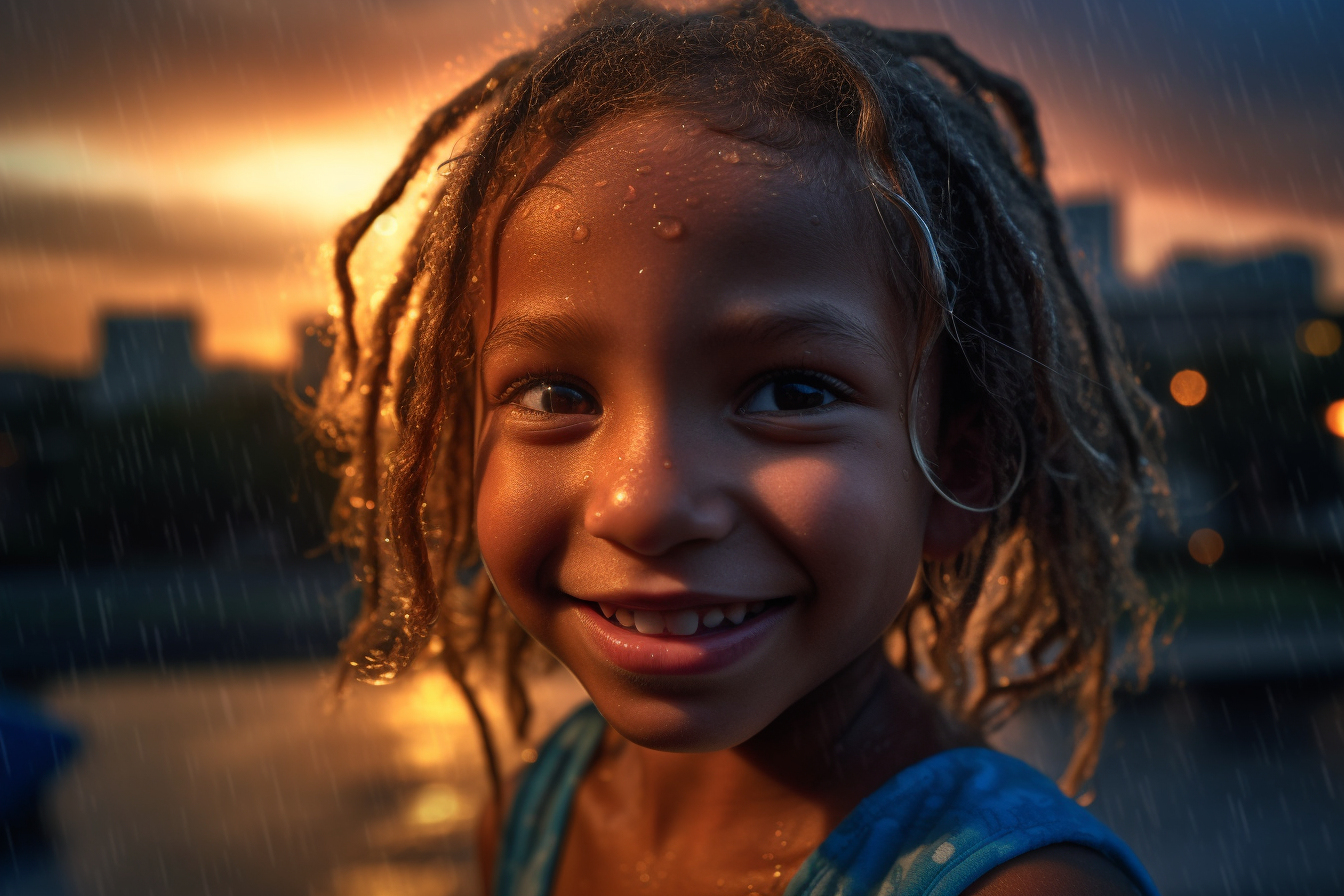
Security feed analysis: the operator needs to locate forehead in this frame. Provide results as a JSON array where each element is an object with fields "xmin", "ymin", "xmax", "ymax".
[{"xmin": 486, "ymin": 115, "xmax": 903, "ymax": 350}]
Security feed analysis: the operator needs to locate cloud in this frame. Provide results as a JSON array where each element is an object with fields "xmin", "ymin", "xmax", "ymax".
[
  {"xmin": 4, "ymin": 0, "xmax": 1340, "ymax": 221},
  {"xmin": 0, "ymin": 182, "xmax": 321, "ymax": 267},
  {"xmin": 0, "ymin": 0, "xmax": 517, "ymax": 127},
  {"xmin": 841, "ymin": 0, "xmax": 1344, "ymax": 218}
]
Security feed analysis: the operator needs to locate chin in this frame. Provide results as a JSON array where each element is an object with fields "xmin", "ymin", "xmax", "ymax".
[{"xmin": 584, "ymin": 681, "xmax": 785, "ymax": 753}]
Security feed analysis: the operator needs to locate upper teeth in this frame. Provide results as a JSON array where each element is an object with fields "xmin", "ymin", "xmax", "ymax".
[{"xmin": 594, "ymin": 600, "xmax": 773, "ymax": 635}]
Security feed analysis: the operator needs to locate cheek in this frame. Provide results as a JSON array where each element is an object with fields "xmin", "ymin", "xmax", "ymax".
[
  {"xmin": 749, "ymin": 450, "xmax": 928, "ymax": 586},
  {"xmin": 474, "ymin": 442, "xmax": 576, "ymax": 594}
]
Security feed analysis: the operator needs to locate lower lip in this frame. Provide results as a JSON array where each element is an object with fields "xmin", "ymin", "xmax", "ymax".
[{"xmin": 573, "ymin": 601, "xmax": 789, "ymax": 676}]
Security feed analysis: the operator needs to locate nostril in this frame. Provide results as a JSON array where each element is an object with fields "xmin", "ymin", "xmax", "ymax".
[{"xmin": 583, "ymin": 457, "xmax": 735, "ymax": 556}]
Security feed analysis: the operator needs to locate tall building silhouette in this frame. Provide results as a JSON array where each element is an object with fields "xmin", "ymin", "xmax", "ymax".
[{"xmin": 84, "ymin": 314, "xmax": 207, "ymax": 415}]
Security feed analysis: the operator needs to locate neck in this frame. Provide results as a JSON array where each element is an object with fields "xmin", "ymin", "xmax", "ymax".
[{"xmin": 620, "ymin": 642, "xmax": 980, "ymax": 842}]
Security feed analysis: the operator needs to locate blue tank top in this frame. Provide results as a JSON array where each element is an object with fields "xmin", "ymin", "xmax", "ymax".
[{"xmin": 493, "ymin": 703, "xmax": 1160, "ymax": 896}]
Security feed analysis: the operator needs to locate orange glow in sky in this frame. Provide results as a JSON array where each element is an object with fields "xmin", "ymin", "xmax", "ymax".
[{"xmin": 2, "ymin": 0, "xmax": 1341, "ymax": 373}]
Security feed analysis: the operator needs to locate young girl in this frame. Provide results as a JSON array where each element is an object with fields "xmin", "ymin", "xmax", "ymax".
[{"xmin": 312, "ymin": 2, "xmax": 1168, "ymax": 893}]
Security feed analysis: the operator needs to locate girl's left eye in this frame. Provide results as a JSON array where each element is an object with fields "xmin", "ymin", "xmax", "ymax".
[
  {"xmin": 513, "ymin": 381, "xmax": 599, "ymax": 415},
  {"xmin": 740, "ymin": 373, "xmax": 846, "ymax": 414}
]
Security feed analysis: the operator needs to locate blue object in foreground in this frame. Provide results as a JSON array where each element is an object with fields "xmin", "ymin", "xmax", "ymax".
[{"xmin": 0, "ymin": 691, "xmax": 80, "ymax": 820}]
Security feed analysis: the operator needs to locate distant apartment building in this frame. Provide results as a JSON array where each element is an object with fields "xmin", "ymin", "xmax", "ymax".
[
  {"xmin": 1063, "ymin": 201, "xmax": 1322, "ymax": 361},
  {"xmin": 83, "ymin": 314, "xmax": 209, "ymax": 416}
]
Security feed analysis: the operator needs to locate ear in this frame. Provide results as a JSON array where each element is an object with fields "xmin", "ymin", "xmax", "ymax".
[{"xmin": 921, "ymin": 401, "xmax": 994, "ymax": 561}]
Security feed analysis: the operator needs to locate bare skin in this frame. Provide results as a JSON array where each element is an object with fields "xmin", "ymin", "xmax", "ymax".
[{"xmin": 473, "ymin": 115, "xmax": 1136, "ymax": 896}]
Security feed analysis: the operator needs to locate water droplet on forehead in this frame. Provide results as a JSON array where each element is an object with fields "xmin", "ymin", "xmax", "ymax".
[
  {"xmin": 624, "ymin": 185, "xmax": 638, "ymax": 202},
  {"xmin": 902, "ymin": 469, "xmax": 911, "ymax": 481},
  {"xmin": 809, "ymin": 215, "xmax": 821, "ymax": 226},
  {"xmin": 653, "ymin": 217, "xmax": 684, "ymax": 240},
  {"xmin": 720, "ymin": 149, "xmax": 741, "ymax": 164},
  {"xmin": 595, "ymin": 179, "xmax": 609, "ymax": 188},
  {"xmin": 572, "ymin": 223, "xmax": 590, "ymax": 243},
  {"xmin": 685, "ymin": 195, "xmax": 702, "ymax": 208},
  {"xmin": 636, "ymin": 165, "xmax": 652, "ymax": 175}
]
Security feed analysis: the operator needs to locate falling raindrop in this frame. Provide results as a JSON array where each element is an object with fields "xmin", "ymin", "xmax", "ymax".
[{"xmin": 653, "ymin": 218, "xmax": 684, "ymax": 240}]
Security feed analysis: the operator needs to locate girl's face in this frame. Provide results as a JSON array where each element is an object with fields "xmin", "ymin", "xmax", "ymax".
[{"xmin": 474, "ymin": 115, "xmax": 938, "ymax": 752}]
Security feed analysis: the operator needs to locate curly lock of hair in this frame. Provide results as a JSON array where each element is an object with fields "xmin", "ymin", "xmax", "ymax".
[{"xmin": 304, "ymin": 0, "xmax": 1170, "ymax": 812}]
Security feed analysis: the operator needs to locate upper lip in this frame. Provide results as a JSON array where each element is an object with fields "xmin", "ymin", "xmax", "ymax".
[{"xmin": 563, "ymin": 591, "xmax": 780, "ymax": 612}]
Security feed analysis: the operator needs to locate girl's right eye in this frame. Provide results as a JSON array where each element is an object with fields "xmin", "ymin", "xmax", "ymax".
[{"xmin": 513, "ymin": 381, "xmax": 599, "ymax": 416}]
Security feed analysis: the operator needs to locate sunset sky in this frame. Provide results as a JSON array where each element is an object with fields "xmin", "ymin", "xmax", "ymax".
[{"xmin": 2, "ymin": 0, "xmax": 1341, "ymax": 372}]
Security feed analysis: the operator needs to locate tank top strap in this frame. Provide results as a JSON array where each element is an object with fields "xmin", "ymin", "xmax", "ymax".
[
  {"xmin": 492, "ymin": 702, "xmax": 607, "ymax": 896},
  {"xmin": 782, "ymin": 746, "xmax": 1160, "ymax": 896}
]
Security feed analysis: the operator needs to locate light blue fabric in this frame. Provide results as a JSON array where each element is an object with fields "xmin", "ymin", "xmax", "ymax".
[
  {"xmin": 493, "ymin": 703, "xmax": 1160, "ymax": 896},
  {"xmin": 493, "ymin": 703, "xmax": 607, "ymax": 896}
]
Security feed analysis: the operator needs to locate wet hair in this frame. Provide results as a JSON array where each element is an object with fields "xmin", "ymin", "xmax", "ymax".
[{"xmin": 308, "ymin": 0, "xmax": 1169, "ymax": 807}]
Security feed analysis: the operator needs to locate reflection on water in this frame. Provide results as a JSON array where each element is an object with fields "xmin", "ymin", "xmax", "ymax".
[{"xmin": 38, "ymin": 662, "xmax": 585, "ymax": 896}]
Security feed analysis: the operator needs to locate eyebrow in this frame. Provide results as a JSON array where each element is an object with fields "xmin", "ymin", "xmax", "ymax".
[
  {"xmin": 703, "ymin": 303, "xmax": 897, "ymax": 364},
  {"xmin": 480, "ymin": 310, "xmax": 609, "ymax": 359},
  {"xmin": 480, "ymin": 302, "xmax": 897, "ymax": 365}
]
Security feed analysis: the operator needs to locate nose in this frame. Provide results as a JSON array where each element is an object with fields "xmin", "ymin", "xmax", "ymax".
[{"xmin": 584, "ymin": 434, "xmax": 734, "ymax": 557}]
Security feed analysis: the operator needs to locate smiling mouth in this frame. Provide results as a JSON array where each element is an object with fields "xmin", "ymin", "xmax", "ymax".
[{"xmin": 583, "ymin": 598, "xmax": 788, "ymax": 636}]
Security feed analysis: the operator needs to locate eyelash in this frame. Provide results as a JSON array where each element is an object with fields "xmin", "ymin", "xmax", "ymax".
[
  {"xmin": 743, "ymin": 368, "xmax": 857, "ymax": 408},
  {"xmin": 494, "ymin": 371, "xmax": 587, "ymax": 406},
  {"xmin": 493, "ymin": 368, "xmax": 856, "ymax": 412}
]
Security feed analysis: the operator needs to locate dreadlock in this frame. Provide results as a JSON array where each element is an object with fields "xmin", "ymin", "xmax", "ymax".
[{"xmin": 308, "ymin": 0, "xmax": 1169, "ymax": 809}]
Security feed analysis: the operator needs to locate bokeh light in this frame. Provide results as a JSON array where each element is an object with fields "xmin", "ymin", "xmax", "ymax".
[
  {"xmin": 1326, "ymin": 400, "xmax": 1344, "ymax": 439},
  {"xmin": 1188, "ymin": 528, "xmax": 1225, "ymax": 565},
  {"xmin": 1170, "ymin": 369, "xmax": 1208, "ymax": 407},
  {"xmin": 1296, "ymin": 319, "xmax": 1342, "ymax": 357}
]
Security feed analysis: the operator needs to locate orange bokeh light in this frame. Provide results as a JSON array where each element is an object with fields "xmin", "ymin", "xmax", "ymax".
[
  {"xmin": 1170, "ymin": 369, "xmax": 1208, "ymax": 407},
  {"xmin": 1326, "ymin": 400, "xmax": 1344, "ymax": 439},
  {"xmin": 1188, "ymin": 528, "xmax": 1224, "ymax": 565},
  {"xmin": 1297, "ymin": 319, "xmax": 1342, "ymax": 357}
]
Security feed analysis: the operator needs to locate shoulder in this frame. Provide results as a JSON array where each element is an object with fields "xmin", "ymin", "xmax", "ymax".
[
  {"xmin": 787, "ymin": 748, "xmax": 1158, "ymax": 896},
  {"xmin": 960, "ymin": 843, "xmax": 1142, "ymax": 896}
]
